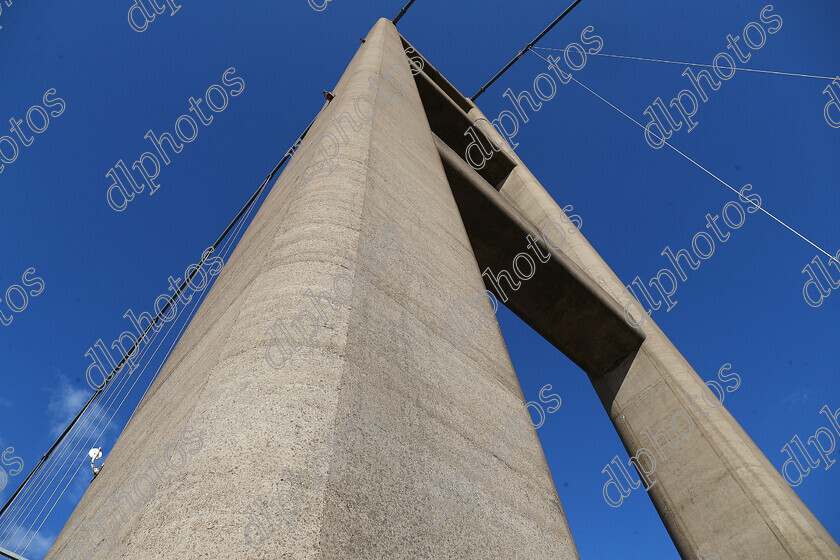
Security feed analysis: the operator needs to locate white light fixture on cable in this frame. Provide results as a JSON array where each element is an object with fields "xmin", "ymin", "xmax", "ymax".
[{"xmin": 88, "ymin": 447, "xmax": 104, "ymax": 478}]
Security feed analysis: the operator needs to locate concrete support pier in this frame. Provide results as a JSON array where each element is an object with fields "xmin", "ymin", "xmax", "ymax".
[
  {"xmin": 43, "ymin": 15, "xmax": 840, "ymax": 560},
  {"xmin": 462, "ymin": 104, "xmax": 840, "ymax": 559},
  {"xmin": 45, "ymin": 18, "xmax": 579, "ymax": 560}
]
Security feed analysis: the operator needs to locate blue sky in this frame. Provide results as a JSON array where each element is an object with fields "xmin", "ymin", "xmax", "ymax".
[{"xmin": 0, "ymin": 0, "xmax": 838, "ymax": 558}]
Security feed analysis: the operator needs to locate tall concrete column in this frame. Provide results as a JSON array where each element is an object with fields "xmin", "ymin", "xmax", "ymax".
[
  {"xmin": 467, "ymin": 106, "xmax": 840, "ymax": 558},
  {"xmin": 45, "ymin": 19, "xmax": 579, "ymax": 560}
]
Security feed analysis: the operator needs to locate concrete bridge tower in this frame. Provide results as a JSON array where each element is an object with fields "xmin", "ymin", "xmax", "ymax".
[{"xmin": 44, "ymin": 18, "xmax": 840, "ymax": 560}]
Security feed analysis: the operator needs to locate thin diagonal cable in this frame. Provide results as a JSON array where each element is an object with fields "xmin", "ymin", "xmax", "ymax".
[
  {"xmin": 112, "ymin": 114, "xmax": 276, "ymax": 437},
  {"xmin": 531, "ymin": 46, "xmax": 838, "ymax": 81},
  {"xmin": 0, "ymin": 436, "xmax": 77, "ymax": 539},
  {"xmin": 112, "ymin": 132, "xmax": 268, "ymax": 437},
  {"xmin": 8, "ymin": 361, "xmax": 148, "ymax": 546},
  {"xmin": 527, "ymin": 49, "xmax": 838, "ymax": 265},
  {"xmin": 392, "ymin": 0, "xmax": 416, "ymax": 24},
  {"xmin": 15, "ymin": 324, "xmax": 189, "ymax": 551},
  {"xmin": 5, "ymin": 227, "xmax": 231, "ymax": 547},
  {"xmin": 21, "ymin": 457, "xmax": 86, "ymax": 556}
]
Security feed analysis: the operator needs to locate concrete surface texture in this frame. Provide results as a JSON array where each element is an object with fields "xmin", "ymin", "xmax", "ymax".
[
  {"xmin": 465, "ymin": 105, "xmax": 840, "ymax": 558},
  {"xmin": 45, "ymin": 18, "xmax": 580, "ymax": 560},
  {"xmin": 45, "ymin": 14, "xmax": 840, "ymax": 560},
  {"xmin": 396, "ymin": 29, "xmax": 840, "ymax": 554}
]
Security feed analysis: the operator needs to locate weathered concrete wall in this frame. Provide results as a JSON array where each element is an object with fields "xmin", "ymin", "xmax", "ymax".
[
  {"xmin": 45, "ymin": 19, "xmax": 579, "ymax": 560},
  {"xmin": 467, "ymin": 106, "xmax": 840, "ymax": 559}
]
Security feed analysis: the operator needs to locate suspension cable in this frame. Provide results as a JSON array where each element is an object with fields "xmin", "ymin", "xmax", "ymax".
[
  {"xmin": 17, "ymin": 202, "xmax": 253, "ymax": 555},
  {"xmin": 526, "ymin": 47, "xmax": 840, "ymax": 266},
  {"xmin": 471, "ymin": 0, "xmax": 584, "ymax": 100},
  {"xmin": 392, "ymin": 0, "xmax": 417, "ymax": 24},
  {"xmin": 0, "ymin": 106, "xmax": 322, "ymax": 535},
  {"xmin": 531, "ymin": 47, "xmax": 838, "ymax": 81}
]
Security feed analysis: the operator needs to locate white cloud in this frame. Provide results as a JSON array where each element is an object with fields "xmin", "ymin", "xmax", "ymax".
[
  {"xmin": 44, "ymin": 374, "xmax": 119, "ymax": 491},
  {"xmin": 47, "ymin": 376, "xmax": 89, "ymax": 439},
  {"xmin": 0, "ymin": 522, "xmax": 56, "ymax": 560},
  {"xmin": 781, "ymin": 387, "xmax": 815, "ymax": 411},
  {"xmin": 23, "ymin": 529, "xmax": 57, "ymax": 560}
]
